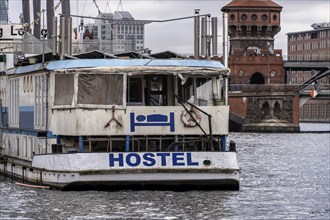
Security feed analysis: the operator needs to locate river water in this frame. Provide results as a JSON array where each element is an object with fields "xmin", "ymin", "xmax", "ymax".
[{"xmin": 1, "ymin": 133, "xmax": 329, "ymax": 220}]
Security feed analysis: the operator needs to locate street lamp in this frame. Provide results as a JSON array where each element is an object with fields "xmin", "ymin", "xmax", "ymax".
[
  {"xmin": 267, "ymin": 42, "xmax": 270, "ymax": 84},
  {"xmin": 41, "ymin": 9, "xmax": 47, "ymax": 66}
]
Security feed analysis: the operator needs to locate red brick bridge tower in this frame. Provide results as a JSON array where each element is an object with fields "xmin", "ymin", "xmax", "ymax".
[{"xmin": 221, "ymin": 0, "xmax": 300, "ymax": 132}]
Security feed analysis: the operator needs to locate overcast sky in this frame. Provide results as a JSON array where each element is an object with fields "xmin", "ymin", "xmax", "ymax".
[{"xmin": 7, "ymin": 0, "xmax": 330, "ymax": 57}]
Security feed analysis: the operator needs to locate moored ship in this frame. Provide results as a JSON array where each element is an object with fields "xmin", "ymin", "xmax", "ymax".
[{"xmin": 0, "ymin": 56, "xmax": 240, "ymax": 190}]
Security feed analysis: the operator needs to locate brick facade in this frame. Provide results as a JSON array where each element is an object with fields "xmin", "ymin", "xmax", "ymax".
[
  {"xmin": 222, "ymin": 0, "xmax": 285, "ymax": 85},
  {"xmin": 228, "ymin": 49, "xmax": 285, "ymax": 85},
  {"xmin": 222, "ymin": 0, "xmax": 300, "ymax": 131}
]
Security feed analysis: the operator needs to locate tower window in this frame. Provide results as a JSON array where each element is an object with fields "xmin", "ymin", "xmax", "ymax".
[
  {"xmin": 241, "ymin": 14, "xmax": 247, "ymax": 21},
  {"xmin": 262, "ymin": 14, "xmax": 268, "ymax": 21},
  {"xmin": 251, "ymin": 14, "xmax": 257, "ymax": 21},
  {"xmin": 273, "ymin": 15, "xmax": 277, "ymax": 21},
  {"xmin": 230, "ymin": 14, "xmax": 235, "ymax": 21}
]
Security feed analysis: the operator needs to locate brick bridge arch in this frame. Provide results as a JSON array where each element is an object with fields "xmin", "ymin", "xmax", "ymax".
[{"xmin": 260, "ymin": 100, "xmax": 283, "ymax": 119}]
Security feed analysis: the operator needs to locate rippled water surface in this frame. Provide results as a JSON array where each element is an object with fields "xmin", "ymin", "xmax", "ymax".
[{"xmin": 1, "ymin": 133, "xmax": 329, "ymax": 219}]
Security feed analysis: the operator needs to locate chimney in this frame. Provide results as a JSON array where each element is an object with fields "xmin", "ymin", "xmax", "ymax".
[
  {"xmin": 46, "ymin": 0, "xmax": 54, "ymax": 40},
  {"xmin": 61, "ymin": 0, "xmax": 71, "ymax": 54},
  {"xmin": 22, "ymin": 0, "xmax": 30, "ymax": 32},
  {"xmin": 52, "ymin": 17, "xmax": 57, "ymax": 56},
  {"xmin": 33, "ymin": 0, "xmax": 41, "ymax": 39},
  {"xmin": 201, "ymin": 16, "xmax": 207, "ymax": 56},
  {"xmin": 211, "ymin": 17, "xmax": 218, "ymax": 56},
  {"xmin": 194, "ymin": 9, "xmax": 200, "ymax": 59}
]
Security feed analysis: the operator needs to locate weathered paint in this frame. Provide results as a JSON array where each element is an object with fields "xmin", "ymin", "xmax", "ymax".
[
  {"xmin": 49, "ymin": 106, "xmax": 229, "ymax": 136},
  {"xmin": 32, "ymin": 152, "xmax": 239, "ymax": 171}
]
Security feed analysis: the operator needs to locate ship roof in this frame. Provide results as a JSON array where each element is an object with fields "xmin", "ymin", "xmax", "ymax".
[
  {"xmin": 7, "ymin": 59, "xmax": 230, "ymax": 76},
  {"xmin": 47, "ymin": 59, "xmax": 227, "ymax": 71}
]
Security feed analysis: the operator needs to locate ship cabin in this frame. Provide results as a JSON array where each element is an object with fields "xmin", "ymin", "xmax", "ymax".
[{"xmin": 1, "ymin": 58, "xmax": 230, "ymax": 161}]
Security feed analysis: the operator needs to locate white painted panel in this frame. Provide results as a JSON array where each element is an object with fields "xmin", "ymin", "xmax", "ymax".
[
  {"xmin": 49, "ymin": 106, "xmax": 229, "ymax": 136},
  {"xmin": 32, "ymin": 152, "xmax": 239, "ymax": 171}
]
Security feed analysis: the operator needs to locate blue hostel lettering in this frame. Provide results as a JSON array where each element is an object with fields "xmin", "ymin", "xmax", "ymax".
[{"xmin": 109, "ymin": 152, "xmax": 199, "ymax": 167}]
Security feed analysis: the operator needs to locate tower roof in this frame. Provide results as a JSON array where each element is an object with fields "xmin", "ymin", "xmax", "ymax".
[{"xmin": 221, "ymin": 0, "xmax": 282, "ymax": 12}]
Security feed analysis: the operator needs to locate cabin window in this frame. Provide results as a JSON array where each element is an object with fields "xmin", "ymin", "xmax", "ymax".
[
  {"xmin": 77, "ymin": 74, "xmax": 123, "ymax": 105},
  {"xmin": 177, "ymin": 76, "xmax": 225, "ymax": 106},
  {"xmin": 16, "ymin": 137, "xmax": 20, "ymax": 157},
  {"xmin": 196, "ymin": 78, "xmax": 213, "ymax": 105},
  {"xmin": 54, "ymin": 74, "xmax": 74, "ymax": 105},
  {"xmin": 23, "ymin": 76, "xmax": 27, "ymax": 93},
  {"xmin": 34, "ymin": 74, "xmax": 47, "ymax": 129},
  {"xmin": 127, "ymin": 77, "xmax": 143, "ymax": 104},
  {"xmin": 30, "ymin": 137, "xmax": 34, "ymax": 158},
  {"xmin": 0, "ymin": 78, "xmax": 6, "ymax": 102},
  {"xmin": 29, "ymin": 75, "xmax": 33, "ymax": 92},
  {"xmin": 23, "ymin": 75, "xmax": 32, "ymax": 93},
  {"xmin": 9, "ymin": 78, "xmax": 19, "ymax": 127},
  {"xmin": 24, "ymin": 136, "xmax": 28, "ymax": 158},
  {"xmin": 145, "ymin": 75, "xmax": 167, "ymax": 106},
  {"xmin": 7, "ymin": 138, "xmax": 10, "ymax": 155}
]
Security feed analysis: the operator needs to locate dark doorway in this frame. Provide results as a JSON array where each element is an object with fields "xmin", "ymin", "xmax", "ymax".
[{"xmin": 250, "ymin": 72, "xmax": 265, "ymax": 84}]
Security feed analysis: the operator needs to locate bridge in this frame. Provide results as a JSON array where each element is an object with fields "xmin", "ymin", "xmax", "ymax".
[
  {"xmin": 283, "ymin": 61, "xmax": 330, "ymax": 106},
  {"xmin": 227, "ymin": 61, "xmax": 329, "ymax": 131},
  {"xmin": 283, "ymin": 61, "xmax": 330, "ymax": 89},
  {"xmin": 299, "ymin": 89, "xmax": 330, "ymax": 107}
]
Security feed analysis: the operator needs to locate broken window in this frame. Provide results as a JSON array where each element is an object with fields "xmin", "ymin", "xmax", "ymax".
[
  {"xmin": 54, "ymin": 74, "xmax": 74, "ymax": 106},
  {"xmin": 77, "ymin": 74, "xmax": 123, "ymax": 105}
]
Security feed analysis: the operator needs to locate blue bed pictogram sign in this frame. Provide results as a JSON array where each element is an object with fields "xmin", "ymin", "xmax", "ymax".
[{"xmin": 130, "ymin": 112, "xmax": 175, "ymax": 132}]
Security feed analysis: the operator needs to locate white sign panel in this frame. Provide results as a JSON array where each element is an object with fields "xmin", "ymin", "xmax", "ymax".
[
  {"xmin": 0, "ymin": 24, "xmax": 47, "ymax": 40},
  {"xmin": 32, "ymin": 152, "xmax": 239, "ymax": 171},
  {"xmin": 0, "ymin": 25, "xmax": 24, "ymax": 40}
]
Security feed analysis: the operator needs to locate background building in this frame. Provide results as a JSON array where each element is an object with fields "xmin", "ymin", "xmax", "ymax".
[
  {"xmin": 0, "ymin": 0, "xmax": 9, "ymax": 24},
  {"xmin": 287, "ymin": 22, "xmax": 330, "ymax": 62},
  {"xmin": 73, "ymin": 11, "xmax": 150, "ymax": 54},
  {"xmin": 286, "ymin": 22, "xmax": 330, "ymax": 84},
  {"xmin": 286, "ymin": 23, "xmax": 330, "ymax": 122},
  {"xmin": 97, "ymin": 11, "xmax": 149, "ymax": 54}
]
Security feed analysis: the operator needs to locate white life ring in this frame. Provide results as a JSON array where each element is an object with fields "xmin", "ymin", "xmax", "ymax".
[{"xmin": 181, "ymin": 108, "xmax": 201, "ymax": 127}]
